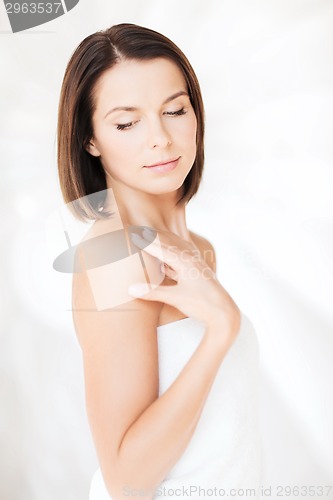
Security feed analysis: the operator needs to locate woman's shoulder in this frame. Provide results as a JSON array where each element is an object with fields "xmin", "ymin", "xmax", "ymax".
[
  {"xmin": 73, "ymin": 216, "xmax": 164, "ymax": 310},
  {"xmin": 189, "ymin": 230, "xmax": 217, "ymax": 273},
  {"xmin": 81, "ymin": 214, "xmax": 124, "ymax": 242}
]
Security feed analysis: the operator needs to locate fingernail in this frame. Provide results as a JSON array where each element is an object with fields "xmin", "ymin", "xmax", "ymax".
[{"xmin": 128, "ymin": 284, "xmax": 149, "ymax": 297}]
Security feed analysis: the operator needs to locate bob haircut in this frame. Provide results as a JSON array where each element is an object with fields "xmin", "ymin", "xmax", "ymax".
[{"xmin": 57, "ymin": 23, "xmax": 205, "ymax": 222}]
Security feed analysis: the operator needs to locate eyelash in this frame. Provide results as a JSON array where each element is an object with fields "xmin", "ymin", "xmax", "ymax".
[{"xmin": 116, "ymin": 107, "xmax": 187, "ymax": 131}]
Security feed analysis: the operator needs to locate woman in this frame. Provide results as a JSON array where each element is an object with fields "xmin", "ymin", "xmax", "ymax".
[{"xmin": 57, "ymin": 23, "xmax": 262, "ymax": 500}]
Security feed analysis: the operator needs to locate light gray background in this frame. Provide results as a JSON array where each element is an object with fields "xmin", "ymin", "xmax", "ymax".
[{"xmin": 0, "ymin": 1, "xmax": 332, "ymax": 499}]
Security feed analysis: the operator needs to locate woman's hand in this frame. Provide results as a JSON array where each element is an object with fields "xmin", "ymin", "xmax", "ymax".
[{"xmin": 128, "ymin": 227, "xmax": 240, "ymax": 333}]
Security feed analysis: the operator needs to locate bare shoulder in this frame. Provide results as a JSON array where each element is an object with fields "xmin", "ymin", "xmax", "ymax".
[
  {"xmin": 189, "ymin": 230, "xmax": 217, "ymax": 273},
  {"xmin": 72, "ymin": 216, "xmax": 163, "ymax": 349},
  {"xmin": 80, "ymin": 214, "xmax": 123, "ymax": 242}
]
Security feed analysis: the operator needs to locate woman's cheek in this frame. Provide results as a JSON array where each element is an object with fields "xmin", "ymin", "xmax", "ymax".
[
  {"xmin": 115, "ymin": 128, "xmax": 143, "ymax": 149},
  {"xmin": 180, "ymin": 112, "xmax": 197, "ymax": 136},
  {"xmin": 182, "ymin": 121, "xmax": 197, "ymax": 146}
]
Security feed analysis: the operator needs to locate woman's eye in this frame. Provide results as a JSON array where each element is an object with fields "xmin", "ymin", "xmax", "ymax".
[
  {"xmin": 115, "ymin": 108, "xmax": 186, "ymax": 130},
  {"xmin": 165, "ymin": 107, "xmax": 187, "ymax": 116},
  {"xmin": 116, "ymin": 122, "xmax": 134, "ymax": 131}
]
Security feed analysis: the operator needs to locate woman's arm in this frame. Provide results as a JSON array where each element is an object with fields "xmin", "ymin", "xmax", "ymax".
[
  {"xmin": 76, "ymin": 270, "xmax": 237, "ymax": 500},
  {"xmin": 74, "ymin": 232, "xmax": 240, "ymax": 500},
  {"xmin": 115, "ymin": 316, "xmax": 238, "ymax": 499}
]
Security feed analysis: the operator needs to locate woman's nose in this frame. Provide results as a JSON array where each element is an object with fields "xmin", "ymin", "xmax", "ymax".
[{"xmin": 147, "ymin": 119, "xmax": 172, "ymax": 148}]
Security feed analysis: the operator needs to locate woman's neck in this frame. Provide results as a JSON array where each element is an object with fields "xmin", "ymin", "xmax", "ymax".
[{"xmin": 103, "ymin": 186, "xmax": 192, "ymax": 241}]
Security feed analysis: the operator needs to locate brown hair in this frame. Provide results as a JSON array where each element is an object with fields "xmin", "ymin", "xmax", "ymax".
[{"xmin": 57, "ymin": 23, "xmax": 205, "ymax": 222}]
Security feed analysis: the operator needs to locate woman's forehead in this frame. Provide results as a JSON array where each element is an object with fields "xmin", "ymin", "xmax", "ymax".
[{"xmin": 93, "ymin": 58, "xmax": 187, "ymax": 111}]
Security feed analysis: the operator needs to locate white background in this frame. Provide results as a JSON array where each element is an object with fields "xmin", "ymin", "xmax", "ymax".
[{"xmin": 0, "ymin": 1, "xmax": 332, "ymax": 499}]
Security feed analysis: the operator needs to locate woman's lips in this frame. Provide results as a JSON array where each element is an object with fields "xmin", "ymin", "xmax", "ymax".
[{"xmin": 144, "ymin": 156, "xmax": 180, "ymax": 173}]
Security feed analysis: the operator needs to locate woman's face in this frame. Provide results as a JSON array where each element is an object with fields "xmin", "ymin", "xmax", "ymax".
[{"xmin": 87, "ymin": 57, "xmax": 197, "ymax": 198}]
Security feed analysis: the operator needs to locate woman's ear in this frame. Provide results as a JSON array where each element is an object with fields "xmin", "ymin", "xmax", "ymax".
[{"xmin": 86, "ymin": 139, "xmax": 101, "ymax": 157}]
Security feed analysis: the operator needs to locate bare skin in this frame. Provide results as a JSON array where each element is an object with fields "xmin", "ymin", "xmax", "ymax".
[{"xmin": 73, "ymin": 57, "xmax": 241, "ymax": 499}]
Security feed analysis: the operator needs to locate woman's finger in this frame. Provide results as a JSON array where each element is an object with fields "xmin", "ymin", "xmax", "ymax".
[
  {"xmin": 132, "ymin": 230, "xmax": 173, "ymax": 253},
  {"xmin": 142, "ymin": 227, "xmax": 196, "ymax": 254},
  {"xmin": 161, "ymin": 263, "xmax": 178, "ymax": 281},
  {"xmin": 130, "ymin": 233, "xmax": 182, "ymax": 270},
  {"xmin": 127, "ymin": 281, "xmax": 178, "ymax": 308}
]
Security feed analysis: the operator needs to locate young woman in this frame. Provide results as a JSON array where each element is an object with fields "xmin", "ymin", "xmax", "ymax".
[{"xmin": 57, "ymin": 23, "xmax": 262, "ymax": 500}]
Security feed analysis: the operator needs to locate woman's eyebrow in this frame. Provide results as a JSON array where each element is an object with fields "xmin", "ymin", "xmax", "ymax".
[{"xmin": 103, "ymin": 90, "xmax": 189, "ymax": 119}]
